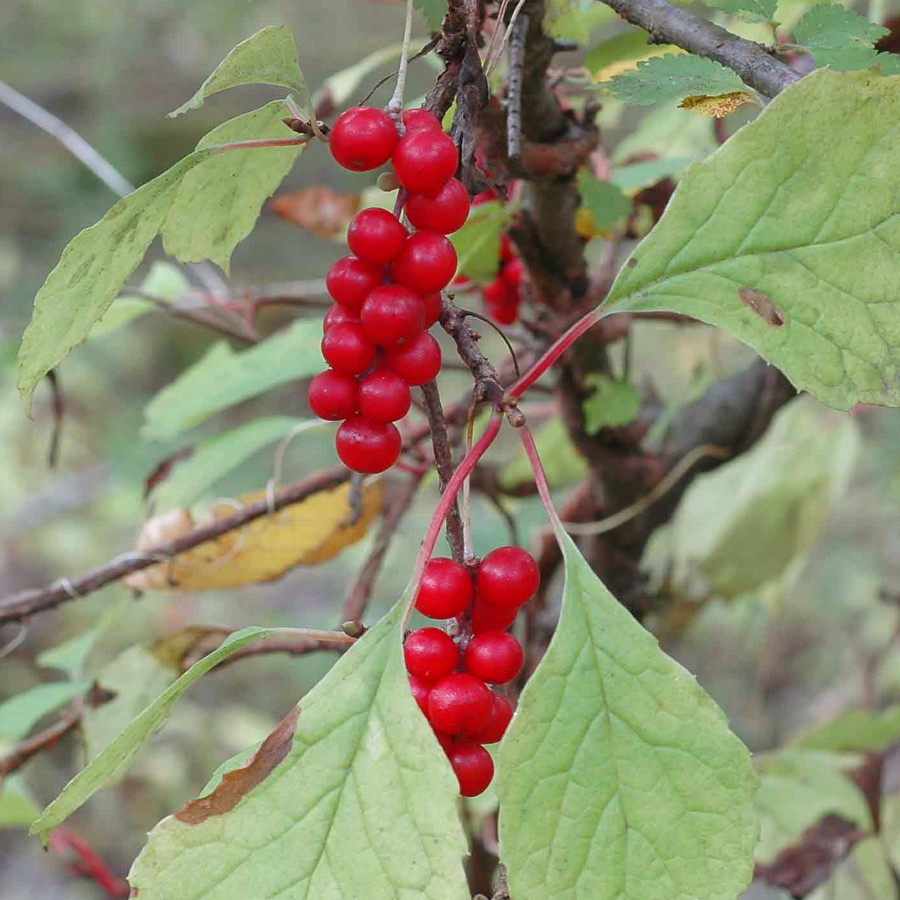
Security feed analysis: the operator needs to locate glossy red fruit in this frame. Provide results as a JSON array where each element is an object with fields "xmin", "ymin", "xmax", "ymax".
[
  {"xmin": 433, "ymin": 729, "xmax": 456, "ymax": 755},
  {"xmin": 330, "ymin": 106, "xmax": 398, "ymax": 171},
  {"xmin": 415, "ymin": 557, "xmax": 473, "ymax": 619},
  {"xmin": 326, "ymin": 255, "xmax": 382, "ymax": 313},
  {"xmin": 422, "ymin": 292, "xmax": 442, "ymax": 329},
  {"xmin": 448, "ymin": 741, "xmax": 494, "ymax": 796},
  {"xmin": 470, "ymin": 598, "xmax": 519, "ymax": 634},
  {"xmin": 347, "ymin": 207, "xmax": 408, "ymax": 265},
  {"xmin": 307, "ymin": 369, "xmax": 358, "ymax": 421},
  {"xmin": 402, "ymin": 108, "xmax": 442, "ymax": 133},
  {"xmin": 427, "ymin": 673, "xmax": 492, "ymax": 737},
  {"xmin": 392, "ymin": 231, "xmax": 458, "ymax": 294},
  {"xmin": 470, "ymin": 693, "xmax": 514, "ymax": 744},
  {"xmin": 476, "ymin": 546, "xmax": 540, "ymax": 609},
  {"xmin": 384, "ymin": 332, "xmax": 442, "ymax": 385},
  {"xmin": 321, "ymin": 322, "xmax": 376, "ymax": 375},
  {"xmin": 358, "ymin": 368, "xmax": 411, "ymax": 422},
  {"xmin": 335, "ymin": 415, "xmax": 401, "ymax": 473},
  {"xmin": 405, "ymin": 178, "xmax": 470, "ymax": 234},
  {"xmin": 485, "ymin": 295, "xmax": 519, "ymax": 326},
  {"xmin": 323, "ymin": 304, "xmax": 359, "ymax": 332},
  {"xmin": 392, "ymin": 129, "xmax": 459, "ymax": 196},
  {"xmin": 465, "ymin": 631, "xmax": 524, "ymax": 684},
  {"xmin": 502, "ymin": 257, "xmax": 525, "ymax": 287},
  {"xmin": 360, "ymin": 284, "xmax": 425, "ymax": 346},
  {"xmin": 404, "ymin": 628, "xmax": 459, "ymax": 681},
  {"xmin": 409, "ymin": 675, "xmax": 431, "ymax": 714}
]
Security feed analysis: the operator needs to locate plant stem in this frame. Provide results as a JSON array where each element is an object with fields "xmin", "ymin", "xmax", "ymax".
[
  {"xmin": 388, "ymin": 0, "xmax": 416, "ymax": 113},
  {"xmin": 207, "ymin": 136, "xmax": 311, "ymax": 153},
  {"xmin": 517, "ymin": 424, "xmax": 565, "ymax": 536}
]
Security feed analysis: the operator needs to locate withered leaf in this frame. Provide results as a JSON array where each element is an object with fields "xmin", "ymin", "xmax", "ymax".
[{"xmin": 269, "ymin": 186, "xmax": 360, "ymax": 239}]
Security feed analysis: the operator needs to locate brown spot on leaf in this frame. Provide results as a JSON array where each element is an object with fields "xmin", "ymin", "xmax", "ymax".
[
  {"xmin": 738, "ymin": 286, "xmax": 785, "ymax": 327},
  {"xmin": 626, "ymin": 258, "xmax": 638, "ymax": 268},
  {"xmin": 175, "ymin": 705, "xmax": 300, "ymax": 825},
  {"xmin": 270, "ymin": 186, "xmax": 360, "ymax": 239}
]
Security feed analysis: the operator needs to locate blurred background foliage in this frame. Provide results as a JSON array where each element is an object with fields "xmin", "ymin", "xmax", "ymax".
[{"xmin": 3, "ymin": 1, "xmax": 900, "ymax": 897}]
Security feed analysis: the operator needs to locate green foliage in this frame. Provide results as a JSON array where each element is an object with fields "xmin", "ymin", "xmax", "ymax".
[
  {"xmin": 169, "ymin": 26, "xmax": 311, "ymax": 118},
  {"xmin": 414, "ymin": 0, "xmax": 448, "ymax": 32},
  {"xmin": 793, "ymin": 707, "xmax": 900, "ymax": 753},
  {"xmin": 142, "ymin": 320, "xmax": 321, "ymax": 441},
  {"xmin": 794, "ymin": 5, "xmax": 898, "ymax": 73},
  {"xmin": 316, "ymin": 42, "xmax": 409, "ymax": 111},
  {"xmin": 582, "ymin": 374, "xmax": 640, "ymax": 433},
  {"xmin": 704, "ymin": 0, "xmax": 777, "ymax": 24},
  {"xmin": 152, "ymin": 416, "xmax": 301, "ymax": 510},
  {"xmin": 128, "ymin": 602, "xmax": 469, "ymax": 899},
  {"xmin": 545, "ymin": 0, "xmax": 615, "ymax": 44},
  {"xmin": 17, "ymin": 102, "xmax": 304, "ymax": 411},
  {"xmin": 612, "ymin": 156, "xmax": 692, "ymax": 192},
  {"xmin": 451, "ymin": 200, "xmax": 509, "ymax": 284},
  {"xmin": 0, "ymin": 681, "xmax": 90, "ymax": 740},
  {"xmin": 576, "ymin": 171, "xmax": 632, "ymax": 229},
  {"xmin": 499, "ymin": 419, "xmax": 588, "ymax": 490},
  {"xmin": 497, "ymin": 529, "xmax": 758, "ymax": 899},
  {"xmin": 584, "ymin": 30, "xmax": 656, "ymax": 75},
  {"xmin": 605, "ymin": 54, "xmax": 747, "ymax": 106},
  {"xmin": 606, "ymin": 69, "xmax": 900, "ymax": 410},
  {"xmin": 0, "ymin": 777, "xmax": 41, "ymax": 829}
]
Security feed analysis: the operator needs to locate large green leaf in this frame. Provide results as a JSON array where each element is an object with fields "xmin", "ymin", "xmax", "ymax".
[
  {"xmin": 497, "ymin": 529, "xmax": 758, "ymax": 899},
  {"xmin": 606, "ymin": 69, "xmax": 900, "ymax": 410},
  {"xmin": 142, "ymin": 320, "xmax": 321, "ymax": 441},
  {"xmin": 128, "ymin": 601, "xmax": 469, "ymax": 899},
  {"xmin": 0, "ymin": 681, "xmax": 91, "ymax": 740},
  {"xmin": 170, "ymin": 26, "xmax": 310, "ymax": 118}
]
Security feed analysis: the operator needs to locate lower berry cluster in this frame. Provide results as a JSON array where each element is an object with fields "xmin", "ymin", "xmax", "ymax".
[{"xmin": 405, "ymin": 546, "xmax": 540, "ymax": 796}]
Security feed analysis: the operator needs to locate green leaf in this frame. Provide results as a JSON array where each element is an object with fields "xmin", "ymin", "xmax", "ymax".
[
  {"xmin": 497, "ymin": 530, "xmax": 758, "ymax": 899},
  {"xmin": 606, "ymin": 69, "xmax": 900, "ymax": 410},
  {"xmin": 128, "ymin": 601, "xmax": 469, "ymax": 899},
  {"xmin": 36, "ymin": 598, "xmax": 127, "ymax": 680},
  {"xmin": 30, "ymin": 626, "xmax": 308, "ymax": 840},
  {"xmin": 577, "ymin": 171, "xmax": 632, "ymax": 230},
  {"xmin": 142, "ymin": 320, "xmax": 322, "ymax": 441},
  {"xmin": 546, "ymin": 0, "xmax": 615, "ymax": 44},
  {"xmin": 794, "ymin": 6, "xmax": 897, "ymax": 72},
  {"xmin": 704, "ymin": 0, "xmax": 778, "ymax": 24},
  {"xmin": 170, "ymin": 26, "xmax": 310, "ymax": 118},
  {"xmin": 582, "ymin": 374, "xmax": 641, "ymax": 433},
  {"xmin": 0, "ymin": 681, "xmax": 91, "ymax": 740},
  {"xmin": 585, "ymin": 30, "xmax": 655, "ymax": 75},
  {"xmin": 414, "ymin": 0, "xmax": 447, "ymax": 32},
  {"xmin": 451, "ymin": 200, "xmax": 509, "ymax": 285},
  {"xmin": 612, "ymin": 156, "xmax": 692, "ymax": 192},
  {"xmin": 316, "ymin": 42, "xmax": 409, "ymax": 110},
  {"xmin": 152, "ymin": 416, "xmax": 301, "ymax": 510},
  {"xmin": 0, "ymin": 777, "xmax": 41, "ymax": 829},
  {"xmin": 605, "ymin": 53, "xmax": 747, "ymax": 106},
  {"xmin": 499, "ymin": 418, "xmax": 588, "ymax": 491},
  {"xmin": 793, "ymin": 707, "xmax": 900, "ymax": 753}
]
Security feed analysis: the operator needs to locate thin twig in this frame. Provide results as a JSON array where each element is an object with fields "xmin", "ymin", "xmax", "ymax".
[
  {"xmin": 388, "ymin": 0, "xmax": 416, "ymax": 114},
  {"xmin": 46, "ymin": 369, "xmax": 64, "ymax": 469},
  {"xmin": 0, "ymin": 707, "xmax": 81, "ymax": 776},
  {"xmin": 506, "ymin": 10, "xmax": 529, "ymax": 161}
]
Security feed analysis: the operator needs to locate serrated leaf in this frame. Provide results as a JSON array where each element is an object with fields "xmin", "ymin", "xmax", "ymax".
[
  {"xmin": 606, "ymin": 69, "xmax": 900, "ymax": 410},
  {"xmin": 705, "ymin": 0, "xmax": 777, "ymax": 23},
  {"xmin": 0, "ymin": 681, "xmax": 91, "ymax": 740},
  {"xmin": 30, "ymin": 626, "xmax": 320, "ymax": 840},
  {"xmin": 793, "ymin": 707, "xmax": 900, "ymax": 753},
  {"xmin": 128, "ymin": 600, "xmax": 469, "ymax": 899},
  {"xmin": 414, "ymin": 0, "xmax": 447, "ymax": 31},
  {"xmin": 451, "ymin": 200, "xmax": 508, "ymax": 284},
  {"xmin": 794, "ymin": 6, "xmax": 893, "ymax": 72},
  {"xmin": 497, "ymin": 529, "xmax": 758, "ymax": 900},
  {"xmin": 606, "ymin": 53, "xmax": 747, "ymax": 106},
  {"xmin": 142, "ymin": 319, "xmax": 321, "ymax": 441},
  {"xmin": 577, "ymin": 171, "xmax": 633, "ymax": 230},
  {"xmin": 582, "ymin": 374, "xmax": 641, "ymax": 433},
  {"xmin": 170, "ymin": 26, "xmax": 310, "ymax": 118},
  {"xmin": 152, "ymin": 416, "xmax": 301, "ymax": 510}
]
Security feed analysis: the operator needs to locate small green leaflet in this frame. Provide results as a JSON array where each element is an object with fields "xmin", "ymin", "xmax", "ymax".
[
  {"xmin": 0, "ymin": 777, "xmax": 41, "ymax": 829},
  {"xmin": 0, "ymin": 681, "xmax": 91, "ymax": 740},
  {"xmin": 584, "ymin": 31, "xmax": 656, "ymax": 76},
  {"xmin": 451, "ymin": 200, "xmax": 509, "ymax": 284},
  {"xmin": 170, "ymin": 26, "xmax": 311, "ymax": 118},
  {"xmin": 414, "ymin": 0, "xmax": 447, "ymax": 32},
  {"xmin": 606, "ymin": 54, "xmax": 747, "ymax": 106},
  {"xmin": 704, "ymin": 0, "xmax": 777, "ymax": 24},
  {"xmin": 793, "ymin": 707, "xmax": 900, "ymax": 753},
  {"xmin": 582, "ymin": 374, "xmax": 640, "ymax": 433},
  {"xmin": 612, "ymin": 156, "xmax": 692, "ymax": 192},
  {"xmin": 142, "ymin": 320, "xmax": 321, "ymax": 441},
  {"xmin": 794, "ymin": 6, "xmax": 898, "ymax": 73},
  {"xmin": 545, "ymin": 0, "xmax": 616, "ymax": 45},
  {"xmin": 129, "ymin": 601, "xmax": 469, "ymax": 899},
  {"xmin": 577, "ymin": 171, "xmax": 632, "ymax": 229},
  {"xmin": 606, "ymin": 69, "xmax": 900, "ymax": 410},
  {"xmin": 497, "ymin": 529, "xmax": 758, "ymax": 900}
]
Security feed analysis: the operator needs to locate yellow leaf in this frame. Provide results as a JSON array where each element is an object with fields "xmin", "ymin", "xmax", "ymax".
[
  {"xmin": 124, "ymin": 481, "xmax": 382, "ymax": 591},
  {"xmin": 679, "ymin": 91, "xmax": 756, "ymax": 118}
]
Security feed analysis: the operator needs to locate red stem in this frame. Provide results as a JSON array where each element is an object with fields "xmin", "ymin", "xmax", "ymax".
[
  {"xmin": 517, "ymin": 424, "xmax": 563, "ymax": 533},
  {"xmin": 50, "ymin": 828, "xmax": 129, "ymax": 898}
]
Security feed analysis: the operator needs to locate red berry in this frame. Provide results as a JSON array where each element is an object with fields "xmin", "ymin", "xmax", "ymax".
[
  {"xmin": 485, "ymin": 295, "xmax": 519, "ymax": 325},
  {"xmin": 307, "ymin": 369, "xmax": 358, "ymax": 421},
  {"xmin": 465, "ymin": 631, "xmax": 524, "ymax": 684},
  {"xmin": 358, "ymin": 368, "xmax": 411, "ymax": 422},
  {"xmin": 384, "ymin": 332, "xmax": 442, "ymax": 385},
  {"xmin": 471, "ymin": 599, "xmax": 519, "ymax": 634},
  {"xmin": 448, "ymin": 741, "xmax": 494, "ymax": 796},
  {"xmin": 360, "ymin": 284, "xmax": 425, "ymax": 346},
  {"xmin": 347, "ymin": 207, "xmax": 408, "ymax": 265},
  {"xmin": 422, "ymin": 292, "xmax": 442, "ymax": 329},
  {"xmin": 392, "ymin": 129, "xmax": 459, "ymax": 196},
  {"xmin": 404, "ymin": 627, "xmax": 459, "ymax": 681},
  {"xmin": 470, "ymin": 693, "xmax": 514, "ymax": 744},
  {"xmin": 476, "ymin": 546, "xmax": 540, "ymax": 608},
  {"xmin": 402, "ymin": 108, "xmax": 443, "ymax": 134},
  {"xmin": 321, "ymin": 322, "xmax": 376, "ymax": 375},
  {"xmin": 433, "ymin": 729, "xmax": 456, "ymax": 755},
  {"xmin": 427, "ymin": 673, "xmax": 492, "ymax": 737},
  {"xmin": 392, "ymin": 231, "xmax": 458, "ymax": 294},
  {"xmin": 335, "ymin": 415, "xmax": 401, "ymax": 473},
  {"xmin": 405, "ymin": 178, "xmax": 470, "ymax": 234},
  {"xmin": 502, "ymin": 257, "xmax": 525, "ymax": 287},
  {"xmin": 323, "ymin": 304, "xmax": 359, "ymax": 332},
  {"xmin": 472, "ymin": 188, "xmax": 498, "ymax": 205},
  {"xmin": 326, "ymin": 256, "xmax": 382, "ymax": 313},
  {"xmin": 409, "ymin": 675, "xmax": 431, "ymax": 714},
  {"xmin": 416, "ymin": 557, "xmax": 473, "ymax": 619},
  {"xmin": 483, "ymin": 277, "xmax": 519, "ymax": 325},
  {"xmin": 330, "ymin": 106, "xmax": 398, "ymax": 172}
]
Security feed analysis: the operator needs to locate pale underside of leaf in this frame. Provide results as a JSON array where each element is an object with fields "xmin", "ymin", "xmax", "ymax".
[{"xmin": 606, "ymin": 69, "xmax": 900, "ymax": 410}]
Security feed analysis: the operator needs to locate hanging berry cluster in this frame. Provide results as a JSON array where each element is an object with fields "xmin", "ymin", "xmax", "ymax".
[
  {"xmin": 405, "ymin": 546, "xmax": 540, "ymax": 796},
  {"xmin": 308, "ymin": 106, "xmax": 472, "ymax": 474},
  {"xmin": 482, "ymin": 234, "xmax": 525, "ymax": 325}
]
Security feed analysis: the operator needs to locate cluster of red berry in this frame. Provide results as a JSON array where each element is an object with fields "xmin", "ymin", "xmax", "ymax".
[
  {"xmin": 405, "ymin": 546, "xmax": 539, "ymax": 796},
  {"xmin": 308, "ymin": 106, "xmax": 472, "ymax": 474},
  {"xmin": 482, "ymin": 234, "xmax": 525, "ymax": 325}
]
